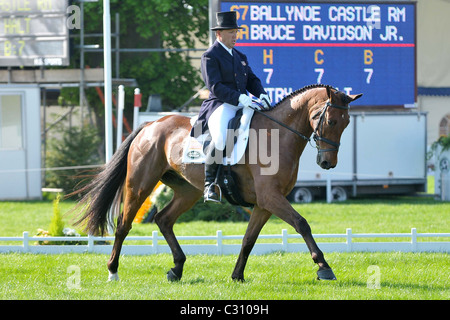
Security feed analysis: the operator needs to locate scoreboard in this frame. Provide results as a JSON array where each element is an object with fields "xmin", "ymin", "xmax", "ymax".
[
  {"xmin": 218, "ymin": 1, "xmax": 416, "ymax": 107},
  {"xmin": 0, "ymin": 0, "xmax": 69, "ymax": 67}
]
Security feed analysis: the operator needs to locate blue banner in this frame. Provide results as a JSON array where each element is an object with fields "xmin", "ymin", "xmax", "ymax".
[{"xmin": 219, "ymin": 1, "xmax": 416, "ymax": 107}]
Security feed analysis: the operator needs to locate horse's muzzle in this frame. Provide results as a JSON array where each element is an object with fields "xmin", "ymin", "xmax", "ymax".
[
  {"xmin": 317, "ymin": 153, "xmax": 336, "ymax": 170},
  {"xmin": 319, "ymin": 160, "xmax": 333, "ymax": 170}
]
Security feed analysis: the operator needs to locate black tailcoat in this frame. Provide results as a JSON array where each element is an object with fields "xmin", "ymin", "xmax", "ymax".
[{"xmin": 195, "ymin": 41, "xmax": 266, "ymax": 134}]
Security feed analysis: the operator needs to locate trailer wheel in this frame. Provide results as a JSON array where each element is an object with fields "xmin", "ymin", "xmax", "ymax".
[
  {"xmin": 292, "ymin": 187, "xmax": 313, "ymax": 203},
  {"xmin": 331, "ymin": 186, "xmax": 348, "ymax": 202}
]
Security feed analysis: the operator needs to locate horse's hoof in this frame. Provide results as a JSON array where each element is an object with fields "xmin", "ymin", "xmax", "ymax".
[
  {"xmin": 167, "ymin": 269, "xmax": 181, "ymax": 282},
  {"xmin": 317, "ymin": 268, "xmax": 337, "ymax": 281},
  {"xmin": 108, "ymin": 272, "xmax": 119, "ymax": 282},
  {"xmin": 231, "ymin": 275, "xmax": 245, "ymax": 282}
]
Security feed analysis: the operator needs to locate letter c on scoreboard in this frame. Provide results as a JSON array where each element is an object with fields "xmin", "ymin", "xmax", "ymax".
[{"xmin": 314, "ymin": 49, "xmax": 324, "ymax": 65}]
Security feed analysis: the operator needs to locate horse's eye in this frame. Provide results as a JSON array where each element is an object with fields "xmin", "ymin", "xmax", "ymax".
[{"xmin": 327, "ymin": 120, "xmax": 336, "ymax": 126}]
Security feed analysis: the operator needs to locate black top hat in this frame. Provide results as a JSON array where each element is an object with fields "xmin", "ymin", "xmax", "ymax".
[{"xmin": 211, "ymin": 11, "xmax": 243, "ymax": 30}]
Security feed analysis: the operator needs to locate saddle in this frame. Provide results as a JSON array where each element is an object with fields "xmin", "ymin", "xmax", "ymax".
[{"xmin": 182, "ymin": 106, "xmax": 255, "ymax": 207}]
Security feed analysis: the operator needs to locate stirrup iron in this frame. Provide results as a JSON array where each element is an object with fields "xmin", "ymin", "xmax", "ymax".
[{"xmin": 204, "ymin": 182, "xmax": 222, "ymax": 203}]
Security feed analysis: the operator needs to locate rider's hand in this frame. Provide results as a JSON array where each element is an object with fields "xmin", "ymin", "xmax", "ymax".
[
  {"xmin": 259, "ymin": 93, "xmax": 272, "ymax": 110},
  {"xmin": 238, "ymin": 94, "xmax": 253, "ymax": 108}
]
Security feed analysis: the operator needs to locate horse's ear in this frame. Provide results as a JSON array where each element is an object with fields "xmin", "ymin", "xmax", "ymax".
[
  {"xmin": 326, "ymin": 86, "xmax": 336, "ymax": 101},
  {"xmin": 348, "ymin": 93, "xmax": 363, "ymax": 102}
]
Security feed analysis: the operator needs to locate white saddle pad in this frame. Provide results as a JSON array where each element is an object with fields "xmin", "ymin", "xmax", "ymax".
[{"xmin": 182, "ymin": 106, "xmax": 255, "ymax": 165}]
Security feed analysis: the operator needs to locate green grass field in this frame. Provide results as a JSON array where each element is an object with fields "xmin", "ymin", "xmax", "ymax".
[
  {"xmin": 0, "ymin": 196, "xmax": 449, "ymax": 300},
  {"xmin": 0, "ymin": 251, "xmax": 448, "ymax": 300}
]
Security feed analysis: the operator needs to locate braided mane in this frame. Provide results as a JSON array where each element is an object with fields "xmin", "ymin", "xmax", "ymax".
[{"xmin": 271, "ymin": 84, "xmax": 336, "ymax": 109}]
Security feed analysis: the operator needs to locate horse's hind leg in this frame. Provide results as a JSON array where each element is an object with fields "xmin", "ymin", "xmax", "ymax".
[
  {"xmin": 107, "ymin": 180, "xmax": 157, "ymax": 281},
  {"xmin": 154, "ymin": 177, "xmax": 202, "ymax": 281},
  {"xmin": 107, "ymin": 157, "xmax": 164, "ymax": 280}
]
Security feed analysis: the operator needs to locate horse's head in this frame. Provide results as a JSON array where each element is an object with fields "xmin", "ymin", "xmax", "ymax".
[{"xmin": 309, "ymin": 87, "xmax": 362, "ymax": 169}]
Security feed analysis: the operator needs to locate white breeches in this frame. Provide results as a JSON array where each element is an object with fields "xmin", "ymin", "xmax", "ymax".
[{"xmin": 207, "ymin": 102, "xmax": 243, "ymax": 150}]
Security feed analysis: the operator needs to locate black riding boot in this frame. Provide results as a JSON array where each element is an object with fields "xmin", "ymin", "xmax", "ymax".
[{"xmin": 204, "ymin": 144, "xmax": 221, "ymax": 203}]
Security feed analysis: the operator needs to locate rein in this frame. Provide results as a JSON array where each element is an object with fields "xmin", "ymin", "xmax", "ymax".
[
  {"xmin": 251, "ymin": 99, "xmax": 349, "ymax": 153},
  {"xmin": 251, "ymin": 104, "xmax": 310, "ymax": 142}
]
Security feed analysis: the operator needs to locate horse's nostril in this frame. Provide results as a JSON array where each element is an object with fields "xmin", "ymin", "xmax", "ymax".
[{"xmin": 320, "ymin": 161, "xmax": 330, "ymax": 169}]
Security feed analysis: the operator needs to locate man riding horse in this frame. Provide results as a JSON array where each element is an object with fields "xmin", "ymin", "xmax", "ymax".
[
  {"xmin": 71, "ymin": 11, "xmax": 363, "ymax": 284},
  {"xmin": 197, "ymin": 11, "xmax": 272, "ymax": 202}
]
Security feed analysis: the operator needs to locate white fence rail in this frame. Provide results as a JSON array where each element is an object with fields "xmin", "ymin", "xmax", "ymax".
[{"xmin": 0, "ymin": 228, "xmax": 449, "ymax": 255}]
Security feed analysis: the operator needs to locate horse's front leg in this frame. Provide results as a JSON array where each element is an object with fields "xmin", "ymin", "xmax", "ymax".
[
  {"xmin": 257, "ymin": 191, "xmax": 336, "ymax": 280},
  {"xmin": 232, "ymin": 206, "xmax": 271, "ymax": 281}
]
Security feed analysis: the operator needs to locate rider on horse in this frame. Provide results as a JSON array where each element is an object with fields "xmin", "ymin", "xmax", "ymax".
[{"xmin": 197, "ymin": 11, "xmax": 272, "ymax": 202}]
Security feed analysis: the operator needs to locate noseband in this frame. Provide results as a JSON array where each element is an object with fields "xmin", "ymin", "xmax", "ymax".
[
  {"xmin": 251, "ymin": 99, "xmax": 349, "ymax": 154},
  {"xmin": 312, "ymin": 100, "xmax": 349, "ymax": 153}
]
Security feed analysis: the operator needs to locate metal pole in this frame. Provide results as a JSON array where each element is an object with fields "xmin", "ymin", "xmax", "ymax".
[
  {"xmin": 103, "ymin": 0, "xmax": 113, "ymax": 162},
  {"xmin": 115, "ymin": 12, "xmax": 120, "ymax": 79},
  {"xmin": 104, "ymin": 0, "xmax": 114, "ymax": 235},
  {"xmin": 79, "ymin": 1, "xmax": 85, "ymax": 127},
  {"xmin": 41, "ymin": 87, "xmax": 46, "ymax": 189}
]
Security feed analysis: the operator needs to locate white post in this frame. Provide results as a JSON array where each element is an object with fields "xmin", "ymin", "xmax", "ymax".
[
  {"xmin": 326, "ymin": 173, "xmax": 332, "ymax": 203},
  {"xmin": 282, "ymin": 229, "xmax": 288, "ymax": 252},
  {"xmin": 88, "ymin": 234, "xmax": 94, "ymax": 253},
  {"xmin": 152, "ymin": 230, "xmax": 159, "ymax": 254},
  {"xmin": 23, "ymin": 231, "xmax": 29, "ymax": 252},
  {"xmin": 103, "ymin": 0, "xmax": 113, "ymax": 162},
  {"xmin": 411, "ymin": 228, "xmax": 417, "ymax": 252},
  {"xmin": 133, "ymin": 88, "xmax": 141, "ymax": 130},
  {"xmin": 216, "ymin": 230, "xmax": 223, "ymax": 255},
  {"xmin": 346, "ymin": 228, "xmax": 352, "ymax": 252},
  {"xmin": 116, "ymin": 85, "xmax": 125, "ymax": 151}
]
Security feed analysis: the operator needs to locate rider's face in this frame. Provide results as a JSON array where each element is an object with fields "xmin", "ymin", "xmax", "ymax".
[{"xmin": 216, "ymin": 29, "xmax": 238, "ymax": 49}]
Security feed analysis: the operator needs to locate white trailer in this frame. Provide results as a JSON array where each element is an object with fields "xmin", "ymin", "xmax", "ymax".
[
  {"xmin": 138, "ymin": 111, "xmax": 427, "ymax": 203},
  {"xmin": 0, "ymin": 85, "xmax": 41, "ymax": 200},
  {"xmin": 290, "ymin": 112, "xmax": 427, "ymax": 202}
]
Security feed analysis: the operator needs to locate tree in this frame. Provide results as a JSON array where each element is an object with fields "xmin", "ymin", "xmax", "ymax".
[
  {"xmin": 79, "ymin": 0, "xmax": 209, "ymax": 110},
  {"xmin": 55, "ymin": 0, "xmax": 209, "ymax": 164},
  {"xmin": 45, "ymin": 122, "xmax": 101, "ymax": 194}
]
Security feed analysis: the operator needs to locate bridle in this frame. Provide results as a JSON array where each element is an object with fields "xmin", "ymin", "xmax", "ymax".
[
  {"xmin": 251, "ymin": 99, "xmax": 349, "ymax": 154},
  {"xmin": 312, "ymin": 100, "xmax": 349, "ymax": 154}
]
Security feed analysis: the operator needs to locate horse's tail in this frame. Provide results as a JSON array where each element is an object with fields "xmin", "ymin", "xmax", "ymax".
[{"xmin": 70, "ymin": 122, "xmax": 149, "ymax": 236}]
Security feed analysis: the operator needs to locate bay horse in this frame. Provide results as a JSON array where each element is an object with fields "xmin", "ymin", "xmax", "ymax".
[{"xmin": 71, "ymin": 84, "xmax": 362, "ymax": 282}]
